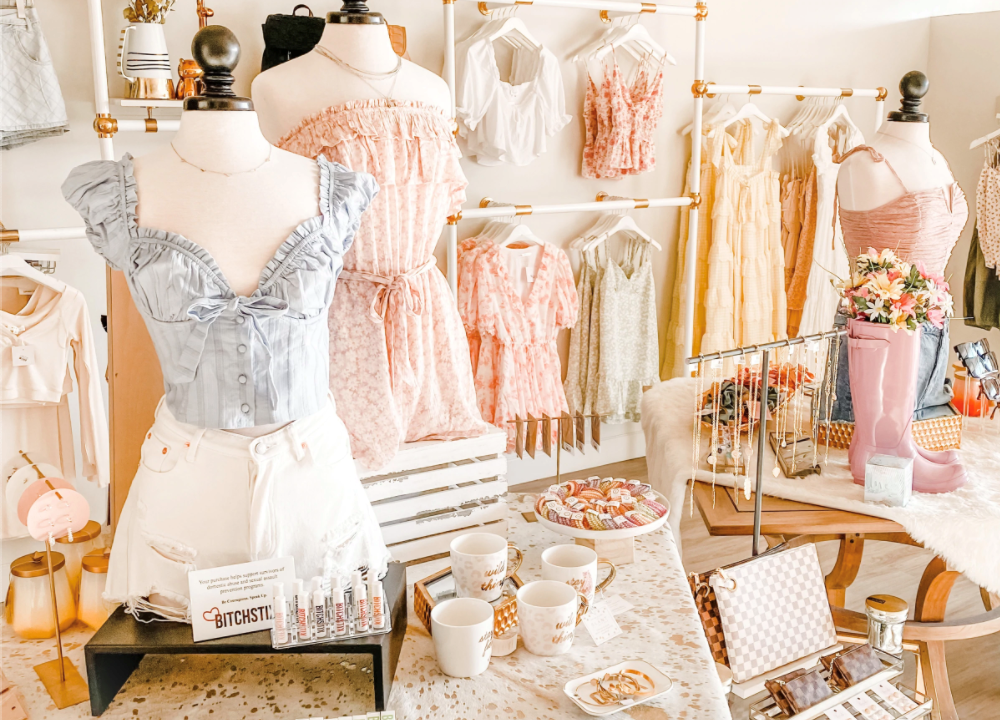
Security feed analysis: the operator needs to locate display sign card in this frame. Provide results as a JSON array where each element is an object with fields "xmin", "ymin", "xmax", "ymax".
[
  {"xmin": 822, "ymin": 705, "xmax": 853, "ymax": 720},
  {"xmin": 188, "ymin": 556, "xmax": 295, "ymax": 642},
  {"xmin": 582, "ymin": 601, "xmax": 623, "ymax": 646}
]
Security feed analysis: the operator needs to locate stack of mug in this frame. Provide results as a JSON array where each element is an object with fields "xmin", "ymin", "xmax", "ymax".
[{"xmin": 432, "ymin": 533, "xmax": 615, "ymax": 678}]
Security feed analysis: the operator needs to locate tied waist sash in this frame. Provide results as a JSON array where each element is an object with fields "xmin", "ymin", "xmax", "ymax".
[{"xmin": 339, "ymin": 257, "xmax": 437, "ymax": 392}]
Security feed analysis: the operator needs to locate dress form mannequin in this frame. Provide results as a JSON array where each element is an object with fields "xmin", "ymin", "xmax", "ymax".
[
  {"xmin": 839, "ymin": 72, "xmax": 956, "ymax": 211},
  {"xmin": 252, "ymin": 1, "xmax": 451, "ymax": 143},
  {"xmin": 133, "ymin": 27, "xmax": 319, "ymax": 439}
]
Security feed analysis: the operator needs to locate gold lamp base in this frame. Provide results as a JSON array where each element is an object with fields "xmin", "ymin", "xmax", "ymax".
[
  {"xmin": 34, "ymin": 657, "xmax": 89, "ymax": 709},
  {"xmin": 126, "ymin": 77, "xmax": 175, "ymax": 100}
]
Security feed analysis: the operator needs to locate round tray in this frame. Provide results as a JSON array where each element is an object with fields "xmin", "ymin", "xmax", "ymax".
[{"xmin": 534, "ymin": 493, "xmax": 671, "ymax": 540}]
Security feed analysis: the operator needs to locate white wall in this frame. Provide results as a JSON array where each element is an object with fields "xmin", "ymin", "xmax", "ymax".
[
  {"xmin": 1, "ymin": 0, "xmax": 947, "ymax": 501},
  {"xmin": 928, "ymin": 10, "xmax": 1000, "ymax": 352}
]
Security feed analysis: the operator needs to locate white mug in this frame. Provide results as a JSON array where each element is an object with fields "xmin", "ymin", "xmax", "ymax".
[
  {"xmin": 541, "ymin": 544, "xmax": 616, "ymax": 605},
  {"xmin": 450, "ymin": 533, "xmax": 523, "ymax": 602},
  {"xmin": 516, "ymin": 580, "xmax": 589, "ymax": 656},
  {"xmin": 431, "ymin": 598, "xmax": 494, "ymax": 678}
]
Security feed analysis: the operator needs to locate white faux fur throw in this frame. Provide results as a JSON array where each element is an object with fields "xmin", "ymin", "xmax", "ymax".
[{"xmin": 642, "ymin": 378, "xmax": 1000, "ymax": 596}]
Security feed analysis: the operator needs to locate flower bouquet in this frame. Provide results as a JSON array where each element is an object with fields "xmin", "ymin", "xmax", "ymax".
[
  {"xmin": 839, "ymin": 247, "xmax": 954, "ymax": 331},
  {"xmin": 123, "ymin": 0, "xmax": 175, "ymax": 23}
]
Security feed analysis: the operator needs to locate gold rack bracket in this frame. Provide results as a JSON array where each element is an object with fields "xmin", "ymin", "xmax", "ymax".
[
  {"xmin": 478, "ymin": 1, "xmax": 491, "ymax": 14},
  {"xmin": 514, "ymin": 205, "xmax": 532, "ymax": 216},
  {"xmin": 596, "ymin": 191, "xmax": 609, "ymax": 201},
  {"xmin": 447, "ymin": 213, "xmax": 462, "ymax": 225},
  {"xmin": 94, "ymin": 113, "xmax": 118, "ymax": 138},
  {"xmin": 480, "ymin": 0, "xmax": 531, "ymax": 12},
  {"xmin": 747, "ymin": 85, "xmax": 762, "ymax": 95},
  {"xmin": 144, "ymin": 108, "xmax": 158, "ymax": 133},
  {"xmin": 689, "ymin": 192, "xmax": 702, "ymax": 208},
  {"xmin": 442, "ymin": 0, "xmax": 455, "ymax": 4},
  {"xmin": 695, "ymin": 1, "xmax": 708, "ymax": 20},
  {"xmin": 479, "ymin": 197, "xmax": 494, "ymax": 208},
  {"xmin": 692, "ymin": 80, "xmax": 709, "ymax": 98},
  {"xmin": 600, "ymin": 9, "xmax": 610, "ymax": 22},
  {"xmin": 641, "ymin": 2, "xmax": 657, "ymax": 12},
  {"xmin": 0, "ymin": 222, "xmax": 19, "ymax": 243},
  {"xmin": 840, "ymin": 87, "xmax": 854, "ymax": 98},
  {"xmin": 796, "ymin": 85, "xmax": 806, "ymax": 101},
  {"xmin": 876, "ymin": 86, "xmax": 888, "ymax": 101},
  {"xmin": 596, "ymin": 192, "xmax": 648, "ymax": 209}
]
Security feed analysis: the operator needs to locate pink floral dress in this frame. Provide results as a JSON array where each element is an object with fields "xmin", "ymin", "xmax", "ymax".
[
  {"xmin": 279, "ymin": 100, "xmax": 489, "ymax": 470},
  {"xmin": 458, "ymin": 239, "xmax": 578, "ymax": 450},
  {"xmin": 583, "ymin": 57, "xmax": 663, "ymax": 180}
]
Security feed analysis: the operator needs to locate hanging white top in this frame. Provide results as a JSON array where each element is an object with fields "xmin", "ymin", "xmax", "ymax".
[{"xmin": 456, "ymin": 34, "xmax": 571, "ymax": 167}]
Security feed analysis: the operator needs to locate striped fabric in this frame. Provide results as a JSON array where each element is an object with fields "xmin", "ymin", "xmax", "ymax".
[{"xmin": 62, "ymin": 154, "xmax": 378, "ymax": 429}]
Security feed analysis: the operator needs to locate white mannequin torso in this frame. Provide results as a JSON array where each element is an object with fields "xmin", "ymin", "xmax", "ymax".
[
  {"xmin": 251, "ymin": 23, "xmax": 452, "ymax": 144},
  {"xmin": 837, "ymin": 121, "xmax": 956, "ymax": 211},
  {"xmin": 132, "ymin": 110, "xmax": 320, "ymax": 437}
]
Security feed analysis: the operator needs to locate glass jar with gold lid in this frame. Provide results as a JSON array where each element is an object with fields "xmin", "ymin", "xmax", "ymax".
[
  {"xmin": 7, "ymin": 551, "xmax": 76, "ymax": 638},
  {"xmin": 54, "ymin": 519, "xmax": 103, "ymax": 596},
  {"xmin": 78, "ymin": 548, "xmax": 113, "ymax": 629}
]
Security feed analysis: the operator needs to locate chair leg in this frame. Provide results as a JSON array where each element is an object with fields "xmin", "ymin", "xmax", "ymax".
[
  {"xmin": 919, "ymin": 641, "xmax": 959, "ymax": 720},
  {"xmin": 825, "ymin": 534, "xmax": 864, "ymax": 607},
  {"xmin": 915, "ymin": 557, "xmax": 961, "ymax": 719},
  {"xmin": 981, "ymin": 588, "xmax": 999, "ymax": 611}
]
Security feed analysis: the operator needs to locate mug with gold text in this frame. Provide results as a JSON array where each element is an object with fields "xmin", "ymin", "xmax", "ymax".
[
  {"xmin": 450, "ymin": 533, "xmax": 523, "ymax": 602},
  {"xmin": 431, "ymin": 598, "xmax": 494, "ymax": 678},
  {"xmin": 516, "ymin": 580, "xmax": 589, "ymax": 656},
  {"xmin": 541, "ymin": 544, "xmax": 616, "ymax": 605}
]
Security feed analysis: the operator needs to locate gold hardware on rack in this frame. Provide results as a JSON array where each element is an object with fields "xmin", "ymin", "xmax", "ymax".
[
  {"xmin": 747, "ymin": 85, "xmax": 762, "ymax": 95},
  {"xmin": 479, "ymin": 197, "xmax": 494, "ymax": 208},
  {"xmin": 600, "ymin": 9, "xmax": 610, "ymax": 23},
  {"xmin": 840, "ymin": 87, "xmax": 854, "ymax": 98},
  {"xmin": 695, "ymin": 1, "xmax": 708, "ymax": 20},
  {"xmin": 442, "ymin": 0, "xmax": 456, "ymax": 3},
  {"xmin": 514, "ymin": 205, "xmax": 532, "ymax": 216},
  {"xmin": 0, "ymin": 222, "xmax": 19, "ymax": 243},
  {"xmin": 144, "ymin": 108, "xmax": 158, "ymax": 133},
  {"xmin": 689, "ymin": 193, "xmax": 702, "ymax": 208},
  {"xmin": 633, "ymin": 198, "xmax": 650, "ymax": 209},
  {"xmin": 640, "ymin": 2, "xmax": 657, "ymax": 13},
  {"xmin": 93, "ymin": 113, "xmax": 118, "ymax": 138},
  {"xmin": 692, "ymin": 81, "xmax": 709, "ymax": 98},
  {"xmin": 876, "ymin": 86, "xmax": 888, "ymax": 101},
  {"xmin": 795, "ymin": 85, "xmax": 806, "ymax": 101},
  {"xmin": 596, "ymin": 191, "xmax": 609, "ymax": 202},
  {"xmin": 447, "ymin": 213, "xmax": 462, "ymax": 225},
  {"xmin": 196, "ymin": 0, "xmax": 214, "ymax": 28},
  {"xmin": 478, "ymin": 1, "xmax": 491, "ymax": 14}
]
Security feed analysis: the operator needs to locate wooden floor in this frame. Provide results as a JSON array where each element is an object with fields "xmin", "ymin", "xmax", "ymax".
[{"xmin": 521, "ymin": 457, "xmax": 1000, "ymax": 720}]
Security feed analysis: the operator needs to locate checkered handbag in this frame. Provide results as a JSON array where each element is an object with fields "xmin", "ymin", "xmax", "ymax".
[
  {"xmin": 708, "ymin": 544, "xmax": 837, "ymax": 683},
  {"xmin": 688, "ymin": 572, "xmax": 729, "ymax": 667}
]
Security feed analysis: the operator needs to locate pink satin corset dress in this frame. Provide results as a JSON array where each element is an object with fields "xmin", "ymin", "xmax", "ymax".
[
  {"xmin": 838, "ymin": 145, "xmax": 968, "ymax": 276},
  {"xmin": 278, "ymin": 100, "xmax": 489, "ymax": 470}
]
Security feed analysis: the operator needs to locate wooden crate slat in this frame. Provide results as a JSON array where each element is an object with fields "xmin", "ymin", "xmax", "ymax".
[
  {"xmin": 363, "ymin": 457, "xmax": 506, "ymax": 503},
  {"xmin": 372, "ymin": 478, "xmax": 507, "ymax": 524},
  {"xmin": 386, "ymin": 519, "xmax": 508, "ymax": 564},
  {"xmin": 379, "ymin": 501, "xmax": 508, "ymax": 545},
  {"xmin": 357, "ymin": 428, "xmax": 507, "ymax": 479}
]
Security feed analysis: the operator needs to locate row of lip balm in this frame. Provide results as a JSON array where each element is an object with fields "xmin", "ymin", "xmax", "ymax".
[{"xmin": 273, "ymin": 570, "xmax": 386, "ymax": 645}]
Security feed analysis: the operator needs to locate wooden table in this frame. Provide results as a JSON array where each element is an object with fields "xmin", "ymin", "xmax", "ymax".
[{"xmin": 693, "ymin": 482, "xmax": 1000, "ymax": 720}]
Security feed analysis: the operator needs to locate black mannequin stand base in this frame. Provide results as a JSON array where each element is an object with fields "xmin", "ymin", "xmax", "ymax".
[{"xmin": 84, "ymin": 563, "xmax": 406, "ymax": 716}]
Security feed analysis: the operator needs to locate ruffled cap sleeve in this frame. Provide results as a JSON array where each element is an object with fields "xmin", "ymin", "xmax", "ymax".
[
  {"xmin": 61, "ymin": 156, "xmax": 137, "ymax": 271},
  {"xmin": 319, "ymin": 156, "xmax": 379, "ymax": 257}
]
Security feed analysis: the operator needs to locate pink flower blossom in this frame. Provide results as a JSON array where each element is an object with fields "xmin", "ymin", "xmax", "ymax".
[
  {"xmin": 892, "ymin": 293, "xmax": 917, "ymax": 318},
  {"xmin": 856, "ymin": 287, "xmax": 869, "ymax": 298},
  {"xmin": 887, "ymin": 269, "xmax": 901, "ymax": 282},
  {"xmin": 927, "ymin": 307, "xmax": 945, "ymax": 328}
]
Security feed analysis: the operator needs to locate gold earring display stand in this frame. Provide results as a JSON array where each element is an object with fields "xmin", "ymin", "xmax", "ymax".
[{"xmin": 33, "ymin": 536, "xmax": 89, "ymax": 708}]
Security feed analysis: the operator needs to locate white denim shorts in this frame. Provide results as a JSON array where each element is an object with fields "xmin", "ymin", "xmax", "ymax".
[
  {"xmin": 106, "ymin": 394, "xmax": 391, "ymax": 622},
  {"xmin": 1, "ymin": 2, "xmax": 69, "ymax": 149}
]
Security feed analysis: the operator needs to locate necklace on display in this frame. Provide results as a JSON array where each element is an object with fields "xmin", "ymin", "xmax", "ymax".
[
  {"xmin": 313, "ymin": 45, "xmax": 402, "ymax": 103},
  {"xmin": 171, "ymin": 144, "xmax": 273, "ymax": 177},
  {"xmin": 885, "ymin": 133, "xmax": 938, "ymax": 165}
]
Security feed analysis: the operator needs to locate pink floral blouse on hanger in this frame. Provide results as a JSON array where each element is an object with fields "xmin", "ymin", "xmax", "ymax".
[
  {"xmin": 458, "ymin": 239, "xmax": 579, "ymax": 451},
  {"xmin": 583, "ymin": 56, "xmax": 664, "ymax": 180}
]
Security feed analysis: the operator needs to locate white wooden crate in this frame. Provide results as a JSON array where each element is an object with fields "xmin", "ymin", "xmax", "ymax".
[{"xmin": 358, "ymin": 428, "xmax": 508, "ymax": 576}]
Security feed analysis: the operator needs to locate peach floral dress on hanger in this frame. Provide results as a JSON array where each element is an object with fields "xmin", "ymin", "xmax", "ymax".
[
  {"xmin": 279, "ymin": 101, "xmax": 489, "ymax": 470},
  {"xmin": 458, "ymin": 239, "xmax": 578, "ymax": 451}
]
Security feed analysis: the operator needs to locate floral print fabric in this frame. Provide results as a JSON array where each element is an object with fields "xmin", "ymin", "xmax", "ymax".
[
  {"xmin": 458, "ymin": 238, "xmax": 578, "ymax": 451},
  {"xmin": 583, "ymin": 57, "xmax": 663, "ymax": 180},
  {"xmin": 278, "ymin": 100, "xmax": 490, "ymax": 470}
]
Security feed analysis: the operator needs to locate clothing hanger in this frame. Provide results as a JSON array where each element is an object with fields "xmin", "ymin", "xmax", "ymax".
[
  {"xmin": 682, "ymin": 97, "xmax": 736, "ymax": 135},
  {"xmin": 970, "ymin": 113, "xmax": 1000, "ymax": 150},
  {"xmin": 815, "ymin": 103, "xmax": 860, "ymax": 143},
  {"xmin": 571, "ymin": 212, "xmax": 619, "ymax": 251},
  {"xmin": 0, "ymin": 253, "xmax": 65, "ymax": 294},
  {"xmin": 591, "ymin": 23, "xmax": 675, "ymax": 66},
  {"xmin": 713, "ymin": 102, "xmax": 789, "ymax": 138},
  {"xmin": 580, "ymin": 214, "xmax": 661, "ymax": 253},
  {"xmin": 487, "ymin": 16, "xmax": 541, "ymax": 50},
  {"xmin": 494, "ymin": 222, "xmax": 545, "ymax": 248}
]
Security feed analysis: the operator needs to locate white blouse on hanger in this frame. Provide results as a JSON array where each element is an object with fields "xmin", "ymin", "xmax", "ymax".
[{"xmin": 456, "ymin": 36, "xmax": 571, "ymax": 166}]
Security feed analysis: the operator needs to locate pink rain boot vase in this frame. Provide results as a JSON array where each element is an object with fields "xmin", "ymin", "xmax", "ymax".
[{"xmin": 847, "ymin": 319, "xmax": 966, "ymax": 493}]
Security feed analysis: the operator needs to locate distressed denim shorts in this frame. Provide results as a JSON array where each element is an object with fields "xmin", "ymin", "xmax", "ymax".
[
  {"xmin": 1, "ymin": 2, "xmax": 68, "ymax": 149},
  {"xmin": 106, "ymin": 394, "xmax": 391, "ymax": 622}
]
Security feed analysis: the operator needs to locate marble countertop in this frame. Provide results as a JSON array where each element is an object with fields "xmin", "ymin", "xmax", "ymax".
[{"xmin": 388, "ymin": 496, "xmax": 732, "ymax": 720}]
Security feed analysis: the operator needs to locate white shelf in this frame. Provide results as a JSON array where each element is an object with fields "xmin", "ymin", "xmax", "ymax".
[{"xmin": 116, "ymin": 98, "xmax": 183, "ymax": 109}]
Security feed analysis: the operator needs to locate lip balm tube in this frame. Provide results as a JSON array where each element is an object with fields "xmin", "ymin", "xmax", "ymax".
[
  {"xmin": 272, "ymin": 583, "xmax": 288, "ymax": 645},
  {"xmin": 331, "ymin": 578, "xmax": 347, "ymax": 636},
  {"xmin": 311, "ymin": 576, "xmax": 327, "ymax": 638},
  {"xmin": 295, "ymin": 579, "xmax": 309, "ymax": 640},
  {"xmin": 370, "ymin": 579, "xmax": 385, "ymax": 629},
  {"xmin": 352, "ymin": 571, "xmax": 369, "ymax": 632}
]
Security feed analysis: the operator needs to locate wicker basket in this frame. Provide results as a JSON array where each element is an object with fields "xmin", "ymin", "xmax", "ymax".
[
  {"xmin": 817, "ymin": 407, "xmax": 963, "ymax": 452},
  {"xmin": 414, "ymin": 566, "xmax": 522, "ymax": 637}
]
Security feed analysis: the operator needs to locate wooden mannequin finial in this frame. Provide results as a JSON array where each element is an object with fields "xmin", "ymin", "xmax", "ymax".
[
  {"xmin": 888, "ymin": 71, "xmax": 929, "ymax": 123},
  {"xmin": 185, "ymin": 26, "xmax": 254, "ymax": 111}
]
